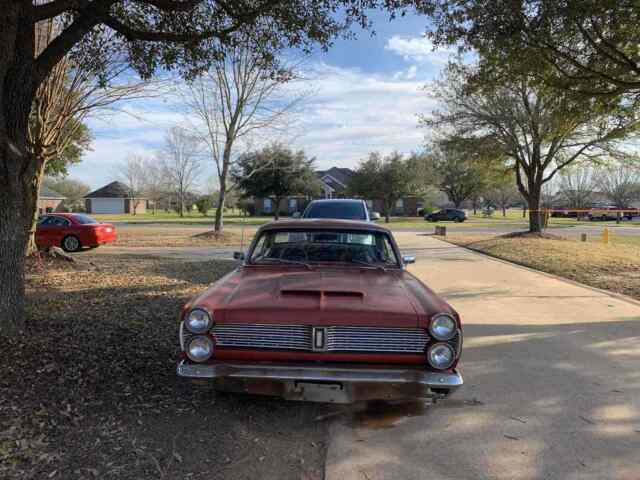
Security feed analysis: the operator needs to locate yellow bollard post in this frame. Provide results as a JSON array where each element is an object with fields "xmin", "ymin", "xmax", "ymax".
[{"xmin": 602, "ymin": 227, "xmax": 609, "ymax": 245}]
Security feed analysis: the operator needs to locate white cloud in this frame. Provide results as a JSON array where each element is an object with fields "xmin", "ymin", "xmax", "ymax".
[
  {"xmin": 385, "ymin": 35, "xmax": 456, "ymax": 65},
  {"xmin": 71, "ymin": 61, "xmax": 439, "ymax": 187},
  {"xmin": 288, "ymin": 63, "xmax": 436, "ymax": 169}
]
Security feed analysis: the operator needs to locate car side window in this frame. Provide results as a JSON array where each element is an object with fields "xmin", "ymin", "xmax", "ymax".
[{"xmin": 49, "ymin": 216, "xmax": 69, "ymax": 226}]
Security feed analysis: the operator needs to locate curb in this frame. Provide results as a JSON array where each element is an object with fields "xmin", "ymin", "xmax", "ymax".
[{"xmin": 432, "ymin": 236, "xmax": 640, "ymax": 308}]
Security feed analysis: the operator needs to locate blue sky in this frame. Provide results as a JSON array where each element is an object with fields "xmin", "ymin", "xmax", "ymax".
[{"xmin": 72, "ymin": 11, "xmax": 455, "ymax": 189}]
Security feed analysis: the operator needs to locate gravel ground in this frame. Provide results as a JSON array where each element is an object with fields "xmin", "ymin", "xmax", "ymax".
[{"xmin": 0, "ymin": 254, "xmax": 328, "ymax": 480}]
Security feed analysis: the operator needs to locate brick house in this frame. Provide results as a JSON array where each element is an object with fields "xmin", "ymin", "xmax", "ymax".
[
  {"xmin": 253, "ymin": 166, "xmax": 421, "ymax": 216},
  {"xmin": 84, "ymin": 181, "xmax": 147, "ymax": 214},
  {"xmin": 38, "ymin": 185, "xmax": 66, "ymax": 215}
]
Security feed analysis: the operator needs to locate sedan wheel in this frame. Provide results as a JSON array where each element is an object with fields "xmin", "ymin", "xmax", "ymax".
[{"xmin": 62, "ymin": 235, "xmax": 81, "ymax": 253}]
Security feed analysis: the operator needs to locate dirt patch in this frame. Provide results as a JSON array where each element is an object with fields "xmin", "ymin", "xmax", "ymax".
[
  {"xmin": 445, "ymin": 233, "xmax": 640, "ymax": 300},
  {"xmin": 1, "ymin": 254, "xmax": 328, "ymax": 480},
  {"xmin": 112, "ymin": 227, "xmax": 243, "ymax": 248}
]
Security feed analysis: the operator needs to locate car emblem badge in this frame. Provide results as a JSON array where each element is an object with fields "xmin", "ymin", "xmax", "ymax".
[{"xmin": 312, "ymin": 327, "xmax": 327, "ymax": 351}]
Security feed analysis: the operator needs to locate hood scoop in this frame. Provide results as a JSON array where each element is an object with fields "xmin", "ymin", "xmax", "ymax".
[{"xmin": 281, "ymin": 289, "xmax": 364, "ymax": 300}]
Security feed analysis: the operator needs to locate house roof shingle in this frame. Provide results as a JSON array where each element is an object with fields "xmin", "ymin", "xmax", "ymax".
[
  {"xmin": 316, "ymin": 167, "xmax": 355, "ymax": 189},
  {"xmin": 84, "ymin": 181, "xmax": 138, "ymax": 199},
  {"xmin": 40, "ymin": 185, "xmax": 66, "ymax": 199}
]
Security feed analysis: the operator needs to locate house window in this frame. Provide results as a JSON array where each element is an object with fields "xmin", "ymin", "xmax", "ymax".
[
  {"xmin": 395, "ymin": 198, "xmax": 404, "ymax": 209},
  {"xmin": 263, "ymin": 198, "xmax": 272, "ymax": 213},
  {"xmin": 288, "ymin": 198, "xmax": 297, "ymax": 212}
]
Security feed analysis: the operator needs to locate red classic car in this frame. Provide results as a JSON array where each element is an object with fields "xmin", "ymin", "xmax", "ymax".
[
  {"xmin": 36, "ymin": 213, "xmax": 116, "ymax": 252},
  {"xmin": 177, "ymin": 219, "xmax": 463, "ymax": 403}
]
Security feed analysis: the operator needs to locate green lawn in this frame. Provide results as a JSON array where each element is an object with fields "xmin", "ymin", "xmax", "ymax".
[{"xmin": 90, "ymin": 208, "xmax": 640, "ymax": 230}]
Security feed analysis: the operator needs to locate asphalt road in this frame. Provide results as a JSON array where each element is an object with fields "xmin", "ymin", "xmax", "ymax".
[{"xmin": 326, "ymin": 233, "xmax": 640, "ymax": 480}]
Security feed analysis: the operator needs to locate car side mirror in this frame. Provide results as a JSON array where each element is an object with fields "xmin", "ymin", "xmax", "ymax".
[
  {"xmin": 292, "ymin": 211, "xmax": 301, "ymax": 218},
  {"xmin": 370, "ymin": 212, "xmax": 381, "ymax": 221},
  {"xmin": 233, "ymin": 251, "xmax": 245, "ymax": 261},
  {"xmin": 402, "ymin": 255, "xmax": 416, "ymax": 265}
]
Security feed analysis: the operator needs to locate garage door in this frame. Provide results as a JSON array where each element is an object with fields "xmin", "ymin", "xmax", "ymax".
[{"xmin": 91, "ymin": 198, "xmax": 125, "ymax": 214}]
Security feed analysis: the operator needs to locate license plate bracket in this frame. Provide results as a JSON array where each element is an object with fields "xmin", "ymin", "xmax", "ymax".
[{"xmin": 286, "ymin": 381, "xmax": 349, "ymax": 403}]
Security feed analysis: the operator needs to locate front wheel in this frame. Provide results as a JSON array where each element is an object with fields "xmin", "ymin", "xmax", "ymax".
[{"xmin": 62, "ymin": 235, "xmax": 82, "ymax": 253}]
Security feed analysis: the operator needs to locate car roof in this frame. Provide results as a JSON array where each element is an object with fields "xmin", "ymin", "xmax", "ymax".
[
  {"xmin": 306, "ymin": 199, "xmax": 364, "ymax": 204},
  {"xmin": 42, "ymin": 213, "xmax": 76, "ymax": 219},
  {"xmin": 257, "ymin": 218, "xmax": 390, "ymax": 233}
]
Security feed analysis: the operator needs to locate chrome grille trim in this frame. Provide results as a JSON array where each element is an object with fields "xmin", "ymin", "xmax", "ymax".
[
  {"xmin": 211, "ymin": 324, "xmax": 429, "ymax": 353},
  {"xmin": 213, "ymin": 324, "xmax": 312, "ymax": 350}
]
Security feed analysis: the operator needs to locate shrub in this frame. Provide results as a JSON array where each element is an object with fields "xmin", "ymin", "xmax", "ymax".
[{"xmin": 195, "ymin": 197, "xmax": 213, "ymax": 216}]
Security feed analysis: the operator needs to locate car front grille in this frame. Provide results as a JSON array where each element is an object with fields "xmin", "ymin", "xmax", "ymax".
[{"xmin": 211, "ymin": 324, "xmax": 430, "ymax": 354}]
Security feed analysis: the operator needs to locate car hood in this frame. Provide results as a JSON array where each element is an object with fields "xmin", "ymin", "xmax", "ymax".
[{"xmin": 198, "ymin": 267, "xmax": 428, "ymax": 327}]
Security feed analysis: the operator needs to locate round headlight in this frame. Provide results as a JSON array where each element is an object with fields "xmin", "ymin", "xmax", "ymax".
[
  {"xmin": 427, "ymin": 343, "xmax": 455, "ymax": 370},
  {"xmin": 187, "ymin": 335, "xmax": 214, "ymax": 362},
  {"xmin": 429, "ymin": 314, "xmax": 456, "ymax": 341},
  {"xmin": 185, "ymin": 308, "xmax": 212, "ymax": 334}
]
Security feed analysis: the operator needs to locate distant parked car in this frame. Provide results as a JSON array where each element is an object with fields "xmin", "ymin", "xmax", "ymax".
[
  {"xmin": 587, "ymin": 206, "xmax": 635, "ymax": 221},
  {"xmin": 36, "ymin": 213, "xmax": 116, "ymax": 252},
  {"xmin": 300, "ymin": 199, "xmax": 380, "ymax": 221},
  {"xmin": 425, "ymin": 209, "xmax": 466, "ymax": 223}
]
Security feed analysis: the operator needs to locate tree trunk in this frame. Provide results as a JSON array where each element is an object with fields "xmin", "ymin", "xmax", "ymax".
[
  {"xmin": 0, "ymin": 180, "xmax": 31, "ymax": 336},
  {"xmin": 527, "ymin": 192, "xmax": 543, "ymax": 233},
  {"xmin": 1, "ymin": 4, "xmax": 39, "ymax": 336},
  {"xmin": 215, "ymin": 138, "xmax": 234, "ymax": 233},
  {"xmin": 502, "ymin": 206, "xmax": 507, "ymax": 217},
  {"xmin": 26, "ymin": 156, "xmax": 47, "ymax": 255},
  {"xmin": 215, "ymin": 188, "xmax": 226, "ymax": 231},
  {"xmin": 273, "ymin": 197, "xmax": 280, "ymax": 220}
]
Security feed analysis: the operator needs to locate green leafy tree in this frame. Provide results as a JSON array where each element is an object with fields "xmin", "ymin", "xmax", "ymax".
[
  {"xmin": 1, "ymin": 1, "xmax": 422, "ymax": 334},
  {"xmin": 42, "ymin": 120, "xmax": 93, "ymax": 177},
  {"xmin": 42, "ymin": 177, "xmax": 91, "ymax": 212},
  {"xmin": 422, "ymin": 63, "xmax": 639, "ymax": 233},
  {"xmin": 232, "ymin": 143, "xmax": 321, "ymax": 220},
  {"xmin": 425, "ymin": 139, "xmax": 495, "ymax": 209},
  {"xmin": 349, "ymin": 152, "xmax": 419, "ymax": 223},
  {"xmin": 426, "ymin": 0, "xmax": 640, "ymax": 98},
  {"xmin": 195, "ymin": 196, "xmax": 213, "ymax": 216}
]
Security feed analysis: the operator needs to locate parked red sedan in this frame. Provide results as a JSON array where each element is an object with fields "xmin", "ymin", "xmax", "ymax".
[
  {"xmin": 36, "ymin": 213, "xmax": 116, "ymax": 252},
  {"xmin": 177, "ymin": 219, "xmax": 463, "ymax": 403}
]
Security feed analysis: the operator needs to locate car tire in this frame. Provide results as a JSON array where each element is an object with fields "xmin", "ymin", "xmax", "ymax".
[
  {"xmin": 454, "ymin": 217, "xmax": 463, "ymax": 223},
  {"xmin": 61, "ymin": 235, "xmax": 82, "ymax": 253}
]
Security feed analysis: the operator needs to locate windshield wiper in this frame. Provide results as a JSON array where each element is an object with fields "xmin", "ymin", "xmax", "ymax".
[
  {"xmin": 257, "ymin": 258, "xmax": 313, "ymax": 270},
  {"xmin": 348, "ymin": 259, "xmax": 386, "ymax": 272}
]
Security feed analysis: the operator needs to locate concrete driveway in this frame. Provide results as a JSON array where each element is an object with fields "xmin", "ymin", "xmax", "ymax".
[{"xmin": 327, "ymin": 233, "xmax": 640, "ymax": 480}]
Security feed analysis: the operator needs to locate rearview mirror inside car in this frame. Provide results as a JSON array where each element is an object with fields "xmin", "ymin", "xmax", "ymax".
[{"xmin": 233, "ymin": 251, "xmax": 245, "ymax": 261}]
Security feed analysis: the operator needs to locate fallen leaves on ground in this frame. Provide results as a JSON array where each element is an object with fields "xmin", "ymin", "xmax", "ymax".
[
  {"xmin": 111, "ymin": 227, "xmax": 244, "ymax": 248},
  {"xmin": 2, "ymin": 254, "xmax": 327, "ymax": 480}
]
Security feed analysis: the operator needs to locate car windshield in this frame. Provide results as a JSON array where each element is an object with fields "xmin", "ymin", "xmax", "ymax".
[
  {"xmin": 73, "ymin": 214, "xmax": 99, "ymax": 224},
  {"xmin": 249, "ymin": 229, "xmax": 399, "ymax": 267},
  {"xmin": 303, "ymin": 202, "xmax": 366, "ymax": 220}
]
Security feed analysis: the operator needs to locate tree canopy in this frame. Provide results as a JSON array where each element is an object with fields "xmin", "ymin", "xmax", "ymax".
[
  {"xmin": 422, "ymin": 62, "xmax": 640, "ymax": 232},
  {"xmin": 232, "ymin": 143, "xmax": 320, "ymax": 219},
  {"xmin": 426, "ymin": 0, "xmax": 640, "ymax": 98},
  {"xmin": 349, "ymin": 152, "xmax": 424, "ymax": 222}
]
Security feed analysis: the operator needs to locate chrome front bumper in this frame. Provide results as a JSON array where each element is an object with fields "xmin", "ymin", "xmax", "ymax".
[{"xmin": 177, "ymin": 360, "xmax": 463, "ymax": 403}]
